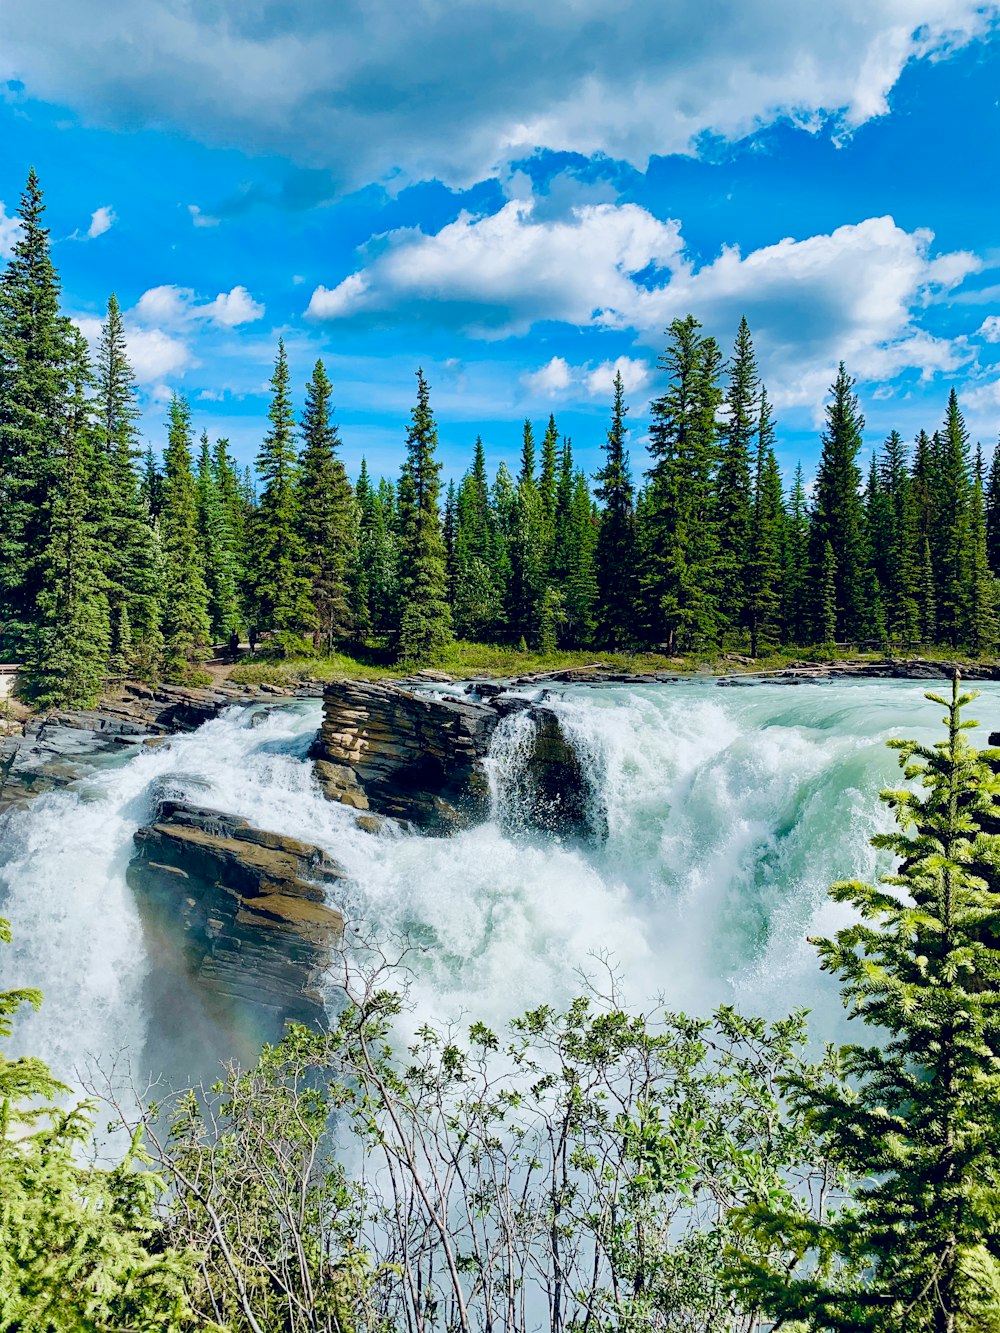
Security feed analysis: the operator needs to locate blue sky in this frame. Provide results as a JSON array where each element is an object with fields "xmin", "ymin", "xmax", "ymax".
[{"xmin": 3, "ymin": 1, "xmax": 1000, "ymax": 485}]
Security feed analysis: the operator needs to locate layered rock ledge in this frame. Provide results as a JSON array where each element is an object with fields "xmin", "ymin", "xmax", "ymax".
[
  {"xmin": 311, "ymin": 679, "xmax": 595, "ymax": 837},
  {"xmin": 127, "ymin": 798, "xmax": 344, "ymax": 1053}
]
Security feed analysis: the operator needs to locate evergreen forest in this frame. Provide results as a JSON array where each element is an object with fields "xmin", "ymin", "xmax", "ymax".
[{"xmin": 3, "ymin": 170, "xmax": 999, "ymax": 708}]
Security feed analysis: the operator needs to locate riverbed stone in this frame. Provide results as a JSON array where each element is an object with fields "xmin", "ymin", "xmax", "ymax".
[{"xmin": 128, "ymin": 799, "xmax": 344, "ymax": 1051}]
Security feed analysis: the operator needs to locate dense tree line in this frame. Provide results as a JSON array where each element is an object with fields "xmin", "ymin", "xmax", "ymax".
[{"xmin": 3, "ymin": 173, "xmax": 999, "ymax": 710}]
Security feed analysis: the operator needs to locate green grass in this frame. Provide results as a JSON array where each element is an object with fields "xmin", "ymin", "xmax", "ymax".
[{"xmin": 223, "ymin": 638, "xmax": 1000, "ymax": 690}]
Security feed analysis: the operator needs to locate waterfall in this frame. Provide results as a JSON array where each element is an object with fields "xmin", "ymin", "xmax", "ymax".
[{"xmin": 1, "ymin": 678, "xmax": 990, "ymax": 1089}]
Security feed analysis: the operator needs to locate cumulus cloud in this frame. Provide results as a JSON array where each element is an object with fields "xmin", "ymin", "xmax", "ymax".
[
  {"xmin": 87, "ymin": 205, "xmax": 115, "ymax": 238},
  {"xmin": 522, "ymin": 355, "xmax": 651, "ymax": 400},
  {"xmin": 74, "ymin": 312, "xmax": 194, "ymax": 384},
  {"xmin": 978, "ymin": 315, "xmax": 1000, "ymax": 342},
  {"xmin": 0, "ymin": 2, "xmax": 995, "ymax": 189},
  {"xmin": 308, "ymin": 200, "xmax": 683, "ymax": 337},
  {"xmin": 0, "ymin": 201, "xmax": 21, "ymax": 257},
  {"xmin": 311, "ymin": 199, "xmax": 979, "ymax": 408},
  {"xmin": 134, "ymin": 283, "xmax": 265, "ymax": 329}
]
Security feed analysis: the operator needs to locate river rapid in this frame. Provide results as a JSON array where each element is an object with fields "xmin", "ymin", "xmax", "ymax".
[{"xmin": 1, "ymin": 676, "xmax": 993, "ymax": 1089}]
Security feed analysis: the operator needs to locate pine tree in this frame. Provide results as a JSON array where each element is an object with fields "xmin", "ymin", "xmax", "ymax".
[
  {"xmin": 159, "ymin": 396, "xmax": 211, "ymax": 682},
  {"xmin": 782, "ymin": 462, "xmax": 811, "ymax": 644},
  {"xmin": 593, "ymin": 371, "xmax": 636, "ymax": 647},
  {"xmin": 539, "ymin": 414, "xmax": 559, "ymax": 529},
  {"xmin": 0, "ymin": 169, "xmax": 70, "ymax": 658},
  {"xmin": 964, "ymin": 466, "xmax": 998, "ymax": 652},
  {"xmin": 745, "ymin": 387, "xmax": 784, "ymax": 656},
  {"xmin": 92, "ymin": 295, "xmax": 162, "ymax": 678},
  {"xmin": 395, "ymin": 370, "xmax": 452, "ymax": 662},
  {"xmin": 297, "ymin": 360, "xmax": 355, "ymax": 652},
  {"xmin": 559, "ymin": 470, "xmax": 598, "ymax": 645},
  {"xmin": 196, "ymin": 431, "xmax": 241, "ymax": 645},
  {"xmin": 936, "ymin": 390, "xmax": 975, "ymax": 647},
  {"xmin": 741, "ymin": 676, "xmax": 1000, "ymax": 1330},
  {"xmin": 819, "ymin": 540, "xmax": 838, "ymax": 646},
  {"xmin": 879, "ymin": 430, "xmax": 921, "ymax": 649},
  {"xmin": 139, "ymin": 446, "xmax": 165, "ymax": 519},
  {"xmin": 453, "ymin": 438, "xmax": 501, "ymax": 640},
  {"xmin": 985, "ymin": 441, "xmax": 1000, "ymax": 576},
  {"xmin": 250, "ymin": 340, "xmax": 314, "ymax": 655},
  {"xmin": 24, "ymin": 330, "xmax": 110, "ymax": 707},
  {"xmin": 642, "ymin": 315, "xmax": 723, "ymax": 651},
  {"xmin": 509, "ymin": 418, "xmax": 548, "ymax": 643},
  {"xmin": 716, "ymin": 316, "xmax": 757, "ymax": 638},
  {"xmin": 810, "ymin": 364, "xmax": 870, "ymax": 641}
]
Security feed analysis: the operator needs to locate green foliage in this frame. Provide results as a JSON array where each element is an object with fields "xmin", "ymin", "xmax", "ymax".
[
  {"xmin": 250, "ymin": 339, "xmax": 315, "ymax": 656},
  {"xmin": 811, "ymin": 363, "xmax": 870, "ymax": 641},
  {"xmin": 196, "ymin": 430, "xmax": 242, "ymax": 643},
  {"xmin": 0, "ymin": 916, "xmax": 194, "ymax": 1330},
  {"xmin": 739, "ymin": 676, "xmax": 1000, "ymax": 1330},
  {"xmin": 395, "ymin": 369, "xmax": 452, "ymax": 663},
  {"xmin": 159, "ymin": 395, "xmax": 212, "ymax": 682},
  {"xmin": 594, "ymin": 370, "xmax": 636, "ymax": 646},
  {"xmin": 23, "ymin": 329, "xmax": 111, "ymax": 707},
  {"xmin": 298, "ymin": 359, "xmax": 355, "ymax": 650}
]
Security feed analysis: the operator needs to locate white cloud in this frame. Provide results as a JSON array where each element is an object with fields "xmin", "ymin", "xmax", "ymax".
[
  {"xmin": 73, "ymin": 311, "xmax": 193, "ymax": 384},
  {"xmin": 199, "ymin": 285, "xmax": 265, "ymax": 327},
  {"xmin": 978, "ymin": 315, "xmax": 1000, "ymax": 342},
  {"xmin": 521, "ymin": 354, "xmax": 652, "ymax": 401},
  {"xmin": 522, "ymin": 357, "xmax": 573, "ymax": 396},
  {"xmin": 585, "ymin": 357, "xmax": 652, "ymax": 398},
  {"xmin": 0, "ymin": 201, "xmax": 21, "ymax": 257},
  {"xmin": 188, "ymin": 203, "xmax": 219, "ymax": 228},
  {"xmin": 308, "ymin": 199, "xmax": 683, "ymax": 337},
  {"xmin": 0, "ymin": 2, "xmax": 995, "ymax": 189},
  {"xmin": 134, "ymin": 283, "xmax": 264, "ymax": 329},
  {"xmin": 87, "ymin": 204, "xmax": 115, "ymax": 238},
  {"xmin": 313, "ymin": 198, "xmax": 979, "ymax": 409}
]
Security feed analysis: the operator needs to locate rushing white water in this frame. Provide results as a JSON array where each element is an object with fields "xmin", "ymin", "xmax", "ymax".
[{"xmin": 1, "ymin": 677, "xmax": 996, "ymax": 1087}]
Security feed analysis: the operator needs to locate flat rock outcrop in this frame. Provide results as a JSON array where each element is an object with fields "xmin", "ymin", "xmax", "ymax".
[
  {"xmin": 128, "ymin": 799, "xmax": 344, "ymax": 1052},
  {"xmin": 312, "ymin": 679, "xmax": 595, "ymax": 838}
]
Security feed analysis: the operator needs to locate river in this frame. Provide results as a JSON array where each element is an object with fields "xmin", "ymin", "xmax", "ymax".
[{"xmin": 0, "ymin": 675, "xmax": 990, "ymax": 1089}]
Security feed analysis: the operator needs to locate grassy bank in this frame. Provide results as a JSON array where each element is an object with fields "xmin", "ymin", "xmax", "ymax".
[{"xmin": 223, "ymin": 640, "xmax": 898, "ymax": 688}]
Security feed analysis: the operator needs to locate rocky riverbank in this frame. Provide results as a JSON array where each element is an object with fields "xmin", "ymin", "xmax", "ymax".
[
  {"xmin": 310, "ymin": 678, "xmax": 595, "ymax": 837},
  {"xmin": 127, "ymin": 796, "xmax": 344, "ymax": 1057}
]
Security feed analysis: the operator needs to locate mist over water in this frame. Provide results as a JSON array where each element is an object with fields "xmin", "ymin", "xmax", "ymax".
[{"xmin": 1, "ymin": 678, "xmax": 995, "ymax": 1088}]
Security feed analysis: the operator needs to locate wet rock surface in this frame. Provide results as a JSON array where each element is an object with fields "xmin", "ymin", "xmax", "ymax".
[
  {"xmin": 312, "ymin": 679, "xmax": 596, "ymax": 838},
  {"xmin": 127, "ymin": 798, "xmax": 345, "ymax": 1054}
]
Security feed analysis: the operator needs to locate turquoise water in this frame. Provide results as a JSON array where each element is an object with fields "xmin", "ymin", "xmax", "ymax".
[{"xmin": 0, "ymin": 676, "xmax": 993, "ymax": 1081}]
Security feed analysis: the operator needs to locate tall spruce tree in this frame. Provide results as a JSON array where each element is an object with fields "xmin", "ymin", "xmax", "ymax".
[
  {"xmin": 453, "ymin": 438, "xmax": 502, "ymax": 640},
  {"xmin": 196, "ymin": 432, "xmax": 241, "ymax": 645},
  {"xmin": 782, "ymin": 462, "xmax": 811, "ymax": 643},
  {"xmin": 985, "ymin": 441, "xmax": 1000, "ymax": 576},
  {"xmin": 395, "ymin": 370, "xmax": 452, "ymax": 661},
  {"xmin": 159, "ymin": 396, "xmax": 211, "ymax": 682},
  {"xmin": 24, "ymin": 330, "xmax": 110, "ymax": 707},
  {"xmin": 879, "ymin": 430, "xmax": 921, "ymax": 648},
  {"xmin": 0, "ymin": 169, "xmax": 69, "ymax": 658},
  {"xmin": 509, "ymin": 418, "xmax": 548, "ymax": 643},
  {"xmin": 642, "ymin": 315, "xmax": 723, "ymax": 651},
  {"xmin": 593, "ymin": 371, "xmax": 636, "ymax": 647},
  {"xmin": 810, "ymin": 363, "xmax": 870, "ymax": 641},
  {"xmin": 250, "ymin": 340, "xmax": 314, "ymax": 655},
  {"xmin": 741, "ymin": 676, "xmax": 1000, "ymax": 1331},
  {"xmin": 94, "ymin": 294, "xmax": 162, "ymax": 678},
  {"xmin": 745, "ymin": 387, "xmax": 784, "ymax": 656},
  {"xmin": 964, "ymin": 465, "xmax": 998, "ymax": 652},
  {"xmin": 936, "ymin": 389, "xmax": 975, "ymax": 647},
  {"xmin": 297, "ymin": 359, "xmax": 355, "ymax": 651},
  {"xmin": 716, "ymin": 315, "xmax": 757, "ymax": 638}
]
